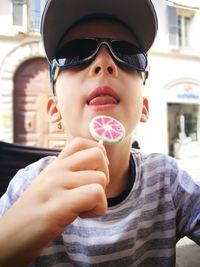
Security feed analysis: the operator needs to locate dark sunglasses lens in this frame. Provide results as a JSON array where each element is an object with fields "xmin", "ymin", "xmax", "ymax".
[
  {"xmin": 112, "ymin": 41, "xmax": 146, "ymax": 70},
  {"xmin": 56, "ymin": 39, "xmax": 98, "ymax": 66}
]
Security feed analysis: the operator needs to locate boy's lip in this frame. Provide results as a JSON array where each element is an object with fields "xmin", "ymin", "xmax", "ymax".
[{"xmin": 86, "ymin": 86, "xmax": 120, "ymax": 107}]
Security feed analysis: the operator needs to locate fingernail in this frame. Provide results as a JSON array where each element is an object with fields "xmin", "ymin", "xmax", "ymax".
[{"xmin": 106, "ymin": 155, "xmax": 109, "ymax": 166}]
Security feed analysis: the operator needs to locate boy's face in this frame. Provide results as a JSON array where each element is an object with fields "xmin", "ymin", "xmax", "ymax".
[{"xmin": 48, "ymin": 19, "xmax": 148, "ymax": 142}]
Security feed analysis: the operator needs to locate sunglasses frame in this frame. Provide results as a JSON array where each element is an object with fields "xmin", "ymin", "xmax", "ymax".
[{"xmin": 49, "ymin": 38, "xmax": 149, "ymax": 94}]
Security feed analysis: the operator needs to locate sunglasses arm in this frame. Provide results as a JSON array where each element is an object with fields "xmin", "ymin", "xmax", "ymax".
[
  {"xmin": 143, "ymin": 63, "xmax": 150, "ymax": 85},
  {"xmin": 49, "ymin": 62, "xmax": 57, "ymax": 96}
]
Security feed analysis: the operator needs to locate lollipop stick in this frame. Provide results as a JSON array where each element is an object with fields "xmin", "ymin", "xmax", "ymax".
[
  {"xmin": 98, "ymin": 139, "xmax": 109, "ymax": 165},
  {"xmin": 98, "ymin": 139, "xmax": 103, "ymax": 145}
]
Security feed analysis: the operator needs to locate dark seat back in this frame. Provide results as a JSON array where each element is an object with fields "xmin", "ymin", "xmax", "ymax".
[{"xmin": 0, "ymin": 141, "xmax": 60, "ymax": 197}]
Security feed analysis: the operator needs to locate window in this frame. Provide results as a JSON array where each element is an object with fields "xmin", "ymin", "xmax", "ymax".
[
  {"xmin": 167, "ymin": 5, "xmax": 193, "ymax": 49},
  {"xmin": 29, "ymin": 0, "xmax": 47, "ymax": 31},
  {"xmin": 11, "ymin": 0, "xmax": 47, "ymax": 32},
  {"xmin": 30, "ymin": 0, "xmax": 40, "ymax": 30}
]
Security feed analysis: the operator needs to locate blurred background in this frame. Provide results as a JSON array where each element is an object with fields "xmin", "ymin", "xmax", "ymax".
[{"xmin": 0, "ymin": 0, "xmax": 200, "ymax": 181}]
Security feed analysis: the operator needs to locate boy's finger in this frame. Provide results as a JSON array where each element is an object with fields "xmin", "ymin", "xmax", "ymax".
[
  {"xmin": 65, "ymin": 184, "xmax": 108, "ymax": 218},
  {"xmin": 58, "ymin": 137, "xmax": 107, "ymax": 161},
  {"xmin": 60, "ymin": 146, "xmax": 110, "ymax": 184},
  {"xmin": 62, "ymin": 170, "xmax": 108, "ymax": 190}
]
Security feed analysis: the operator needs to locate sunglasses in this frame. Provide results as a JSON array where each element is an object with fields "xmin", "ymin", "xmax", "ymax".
[{"xmin": 50, "ymin": 38, "xmax": 148, "ymax": 93}]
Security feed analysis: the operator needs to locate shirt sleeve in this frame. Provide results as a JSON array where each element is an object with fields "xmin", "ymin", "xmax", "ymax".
[
  {"xmin": 170, "ymin": 157, "xmax": 200, "ymax": 244},
  {"xmin": 0, "ymin": 156, "xmax": 56, "ymax": 216}
]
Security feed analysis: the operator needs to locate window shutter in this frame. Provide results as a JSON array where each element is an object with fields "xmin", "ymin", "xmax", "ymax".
[
  {"xmin": 167, "ymin": 5, "xmax": 179, "ymax": 47},
  {"xmin": 11, "ymin": 0, "xmax": 27, "ymax": 29}
]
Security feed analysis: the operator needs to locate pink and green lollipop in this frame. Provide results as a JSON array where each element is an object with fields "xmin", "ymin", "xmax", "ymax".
[{"xmin": 89, "ymin": 115, "xmax": 125, "ymax": 145}]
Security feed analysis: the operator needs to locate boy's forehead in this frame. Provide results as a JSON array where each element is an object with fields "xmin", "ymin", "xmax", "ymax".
[{"xmin": 60, "ymin": 18, "xmax": 139, "ymax": 45}]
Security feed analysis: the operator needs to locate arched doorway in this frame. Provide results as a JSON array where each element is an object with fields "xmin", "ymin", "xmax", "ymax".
[{"xmin": 14, "ymin": 58, "xmax": 66, "ymax": 149}]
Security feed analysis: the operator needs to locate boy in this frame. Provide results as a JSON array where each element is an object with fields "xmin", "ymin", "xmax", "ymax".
[{"xmin": 0, "ymin": 0, "xmax": 199, "ymax": 266}]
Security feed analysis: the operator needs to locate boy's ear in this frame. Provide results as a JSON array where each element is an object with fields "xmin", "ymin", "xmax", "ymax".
[
  {"xmin": 47, "ymin": 97, "xmax": 62, "ymax": 123},
  {"xmin": 140, "ymin": 97, "xmax": 149, "ymax": 123}
]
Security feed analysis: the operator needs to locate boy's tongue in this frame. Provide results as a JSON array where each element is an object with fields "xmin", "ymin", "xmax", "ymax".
[
  {"xmin": 87, "ymin": 86, "xmax": 120, "ymax": 107},
  {"xmin": 89, "ymin": 95, "xmax": 118, "ymax": 105}
]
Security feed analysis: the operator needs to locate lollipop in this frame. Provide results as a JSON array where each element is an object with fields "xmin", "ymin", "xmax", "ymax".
[{"xmin": 89, "ymin": 115, "xmax": 125, "ymax": 145}]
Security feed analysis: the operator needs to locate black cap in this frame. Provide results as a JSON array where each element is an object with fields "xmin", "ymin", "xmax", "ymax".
[{"xmin": 41, "ymin": 0, "xmax": 158, "ymax": 63}]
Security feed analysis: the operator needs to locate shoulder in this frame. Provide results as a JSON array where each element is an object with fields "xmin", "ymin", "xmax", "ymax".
[
  {"xmin": 131, "ymin": 149, "xmax": 185, "ymax": 189},
  {"xmin": 131, "ymin": 149, "xmax": 178, "ymax": 174},
  {"xmin": 13, "ymin": 155, "xmax": 56, "ymax": 186},
  {"xmin": 131, "ymin": 149, "xmax": 200, "ymax": 197},
  {"xmin": 0, "ymin": 156, "xmax": 56, "ymax": 215}
]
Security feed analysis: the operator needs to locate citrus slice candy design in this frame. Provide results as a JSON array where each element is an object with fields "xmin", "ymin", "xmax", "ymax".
[{"xmin": 89, "ymin": 115, "xmax": 125, "ymax": 144}]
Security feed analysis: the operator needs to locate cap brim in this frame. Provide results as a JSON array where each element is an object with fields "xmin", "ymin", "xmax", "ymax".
[{"xmin": 41, "ymin": 0, "xmax": 158, "ymax": 63}]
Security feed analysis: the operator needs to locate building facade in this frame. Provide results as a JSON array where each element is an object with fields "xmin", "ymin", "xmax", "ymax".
[
  {"xmin": 0, "ymin": 0, "xmax": 200, "ymax": 178},
  {"xmin": 0, "ymin": 0, "xmax": 66, "ymax": 148},
  {"xmin": 136, "ymin": 0, "xmax": 200, "ymax": 180}
]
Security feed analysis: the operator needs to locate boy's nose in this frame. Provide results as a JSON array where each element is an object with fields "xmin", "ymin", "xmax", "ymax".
[{"xmin": 88, "ymin": 46, "xmax": 119, "ymax": 77}]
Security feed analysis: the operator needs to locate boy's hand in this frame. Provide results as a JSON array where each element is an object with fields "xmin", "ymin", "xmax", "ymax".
[
  {"xmin": 0, "ymin": 137, "xmax": 109, "ymax": 266},
  {"xmin": 34, "ymin": 137, "xmax": 109, "ymax": 226}
]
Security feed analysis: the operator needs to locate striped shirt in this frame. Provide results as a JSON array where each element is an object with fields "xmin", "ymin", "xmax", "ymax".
[{"xmin": 0, "ymin": 150, "xmax": 200, "ymax": 266}]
